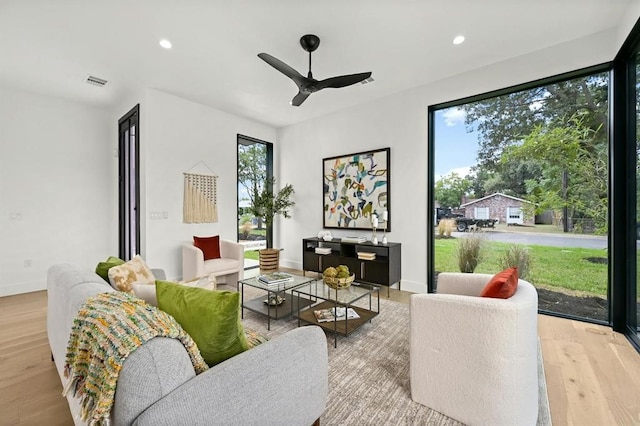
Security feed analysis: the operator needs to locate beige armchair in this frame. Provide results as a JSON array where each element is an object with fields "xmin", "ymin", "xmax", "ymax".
[
  {"xmin": 410, "ymin": 272, "xmax": 539, "ymax": 426},
  {"xmin": 182, "ymin": 239, "xmax": 244, "ymax": 288}
]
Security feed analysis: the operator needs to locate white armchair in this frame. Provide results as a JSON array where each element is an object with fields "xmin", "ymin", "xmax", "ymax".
[
  {"xmin": 182, "ymin": 239, "xmax": 244, "ymax": 287},
  {"xmin": 410, "ymin": 272, "xmax": 539, "ymax": 426}
]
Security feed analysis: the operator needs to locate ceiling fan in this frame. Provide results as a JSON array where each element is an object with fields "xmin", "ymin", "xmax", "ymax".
[{"xmin": 258, "ymin": 34, "xmax": 372, "ymax": 107}]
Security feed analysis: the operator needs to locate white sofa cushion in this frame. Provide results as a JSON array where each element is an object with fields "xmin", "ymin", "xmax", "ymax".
[{"xmin": 203, "ymin": 257, "xmax": 241, "ymax": 275}]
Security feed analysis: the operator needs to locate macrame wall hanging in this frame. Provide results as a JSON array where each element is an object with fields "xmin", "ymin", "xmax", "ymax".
[{"xmin": 183, "ymin": 162, "xmax": 218, "ymax": 223}]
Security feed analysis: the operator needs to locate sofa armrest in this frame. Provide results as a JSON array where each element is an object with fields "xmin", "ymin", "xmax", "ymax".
[
  {"xmin": 219, "ymin": 239, "xmax": 244, "ymax": 263},
  {"xmin": 134, "ymin": 326, "xmax": 328, "ymax": 426},
  {"xmin": 150, "ymin": 268, "xmax": 166, "ymax": 280},
  {"xmin": 182, "ymin": 243, "xmax": 205, "ymax": 282}
]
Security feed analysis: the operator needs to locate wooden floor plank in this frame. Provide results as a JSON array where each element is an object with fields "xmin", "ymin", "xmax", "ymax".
[{"xmin": 541, "ymin": 362, "xmax": 569, "ymax": 426}]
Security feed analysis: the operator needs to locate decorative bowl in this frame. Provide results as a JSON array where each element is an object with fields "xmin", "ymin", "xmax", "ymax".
[{"xmin": 323, "ymin": 273, "xmax": 355, "ymax": 290}]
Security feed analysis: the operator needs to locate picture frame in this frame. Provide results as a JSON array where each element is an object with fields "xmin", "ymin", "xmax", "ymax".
[{"xmin": 322, "ymin": 148, "xmax": 390, "ymax": 230}]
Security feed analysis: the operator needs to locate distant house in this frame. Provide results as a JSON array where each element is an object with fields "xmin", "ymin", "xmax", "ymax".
[{"xmin": 460, "ymin": 192, "xmax": 534, "ymax": 225}]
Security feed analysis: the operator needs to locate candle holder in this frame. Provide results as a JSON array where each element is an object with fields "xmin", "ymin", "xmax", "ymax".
[
  {"xmin": 371, "ymin": 214, "xmax": 379, "ymax": 245},
  {"xmin": 380, "ymin": 210, "xmax": 388, "ymax": 244},
  {"xmin": 381, "ymin": 220, "xmax": 388, "ymax": 244}
]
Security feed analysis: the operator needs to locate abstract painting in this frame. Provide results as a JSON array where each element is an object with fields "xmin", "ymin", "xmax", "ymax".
[{"xmin": 323, "ymin": 148, "xmax": 390, "ymax": 230}]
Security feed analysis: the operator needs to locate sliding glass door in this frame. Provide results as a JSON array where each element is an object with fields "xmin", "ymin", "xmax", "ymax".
[
  {"xmin": 634, "ymin": 52, "xmax": 640, "ymax": 339},
  {"xmin": 118, "ymin": 105, "xmax": 140, "ymax": 260},
  {"xmin": 611, "ymin": 18, "xmax": 640, "ymax": 350}
]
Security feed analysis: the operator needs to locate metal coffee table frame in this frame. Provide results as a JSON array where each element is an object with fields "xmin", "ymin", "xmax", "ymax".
[
  {"xmin": 240, "ymin": 274, "xmax": 315, "ymax": 330},
  {"xmin": 293, "ymin": 281, "xmax": 380, "ymax": 347}
]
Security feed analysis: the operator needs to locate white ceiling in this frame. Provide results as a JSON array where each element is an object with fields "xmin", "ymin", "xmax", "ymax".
[{"xmin": 0, "ymin": 1, "xmax": 636, "ymax": 128}]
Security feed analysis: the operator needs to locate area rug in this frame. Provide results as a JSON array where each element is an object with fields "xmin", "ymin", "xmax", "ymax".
[{"xmin": 239, "ymin": 289, "xmax": 552, "ymax": 425}]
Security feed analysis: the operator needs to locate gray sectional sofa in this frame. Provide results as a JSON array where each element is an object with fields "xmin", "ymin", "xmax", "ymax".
[{"xmin": 47, "ymin": 263, "xmax": 328, "ymax": 425}]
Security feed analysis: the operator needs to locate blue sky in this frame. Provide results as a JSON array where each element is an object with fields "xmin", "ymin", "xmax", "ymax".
[{"xmin": 434, "ymin": 107, "xmax": 480, "ymax": 179}]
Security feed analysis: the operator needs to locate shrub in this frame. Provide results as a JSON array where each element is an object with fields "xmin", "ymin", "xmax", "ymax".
[
  {"xmin": 437, "ymin": 219, "xmax": 456, "ymax": 239},
  {"xmin": 499, "ymin": 244, "xmax": 531, "ymax": 279},
  {"xmin": 456, "ymin": 234, "xmax": 486, "ymax": 273}
]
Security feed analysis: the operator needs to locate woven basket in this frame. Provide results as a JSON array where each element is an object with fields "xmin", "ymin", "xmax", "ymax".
[
  {"xmin": 259, "ymin": 248, "xmax": 280, "ymax": 273},
  {"xmin": 323, "ymin": 273, "xmax": 355, "ymax": 290}
]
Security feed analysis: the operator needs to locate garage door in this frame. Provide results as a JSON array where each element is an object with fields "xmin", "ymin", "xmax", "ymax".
[{"xmin": 506, "ymin": 207, "xmax": 523, "ymax": 224}]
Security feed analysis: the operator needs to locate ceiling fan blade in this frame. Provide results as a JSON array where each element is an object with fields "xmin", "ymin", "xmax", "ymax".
[
  {"xmin": 316, "ymin": 72, "xmax": 372, "ymax": 90},
  {"xmin": 258, "ymin": 53, "xmax": 306, "ymax": 87},
  {"xmin": 291, "ymin": 91, "xmax": 310, "ymax": 107}
]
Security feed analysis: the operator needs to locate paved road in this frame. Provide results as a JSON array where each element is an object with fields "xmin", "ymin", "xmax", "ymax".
[{"xmin": 454, "ymin": 230, "xmax": 608, "ymax": 250}]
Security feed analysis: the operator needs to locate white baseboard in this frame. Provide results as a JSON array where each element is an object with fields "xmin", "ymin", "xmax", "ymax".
[{"xmin": 0, "ymin": 279, "xmax": 46, "ymax": 297}]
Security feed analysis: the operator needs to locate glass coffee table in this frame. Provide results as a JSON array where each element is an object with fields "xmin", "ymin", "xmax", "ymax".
[
  {"xmin": 240, "ymin": 273, "xmax": 315, "ymax": 330},
  {"xmin": 292, "ymin": 281, "xmax": 380, "ymax": 347}
]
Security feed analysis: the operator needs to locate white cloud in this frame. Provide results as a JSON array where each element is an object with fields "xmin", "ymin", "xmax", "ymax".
[
  {"xmin": 435, "ymin": 166, "xmax": 473, "ymax": 181},
  {"xmin": 442, "ymin": 107, "xmax": 466, "ymax": 127}
]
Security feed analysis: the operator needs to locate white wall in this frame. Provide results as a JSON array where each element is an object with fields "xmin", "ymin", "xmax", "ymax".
[
  {"xmin": 276, "ymin": 29, "xmax": 620, "ymax": 293},
  {"xmin": 0, "ymin": 86, "xmax": 276, "ymax": 295},
  {"xmin": 0, "ymin": 85, "xmax": 114, "ymax": 296},
  {"xmin": 143, "ymin": 89, "xmax": 277, "ymax": 280}
]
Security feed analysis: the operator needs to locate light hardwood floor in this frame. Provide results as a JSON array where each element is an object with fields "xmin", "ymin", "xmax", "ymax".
[{"xmin": 1, "ymin": 288, "xmax": 639, "ymax": 426}]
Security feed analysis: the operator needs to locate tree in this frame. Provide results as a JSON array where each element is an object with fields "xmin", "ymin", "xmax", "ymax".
[
  {"xmin": 462, "ymin": 74, "xmax": 608, "ymax": 171},
  {"xmin": 469, "ymin": 159, "xmax": 542, "ymax": 199},
  {"xmin": 238, "ymin": 143, "xmax": 267, "ymax": 229},
  {"xmin": 504, "ymin": 116, "xmax": 607, "ymax": 233},
  {"xmin": 250, "ymin": 177, "xmax": 295, "ymax": 227},
  {"xmin": 251, "ymin": 177, "xmax": 296, "ymax": 247},
  {"xmin": 434, "ymin": 172, "xmax": 472, "ymax": 208}
]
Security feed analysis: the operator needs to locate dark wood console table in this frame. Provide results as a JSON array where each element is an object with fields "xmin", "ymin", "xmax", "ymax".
[{"xmin": 302, "ymin": 237, "xmax": 401, "ymax": 296}]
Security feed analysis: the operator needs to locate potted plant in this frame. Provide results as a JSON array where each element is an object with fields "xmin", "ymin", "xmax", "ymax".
[{"xmin": 250, "ymin": 177, "xmax": 295, "ymax": 272}]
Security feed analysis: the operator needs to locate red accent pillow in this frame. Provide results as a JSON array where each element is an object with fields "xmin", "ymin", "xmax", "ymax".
[
  {"xmin": 480, "ymin": 267, "xmax": 519, "ymax": 299},
  {"xmin": 193, "ymin": 235, "xmax": 221, "ymax": 260}
]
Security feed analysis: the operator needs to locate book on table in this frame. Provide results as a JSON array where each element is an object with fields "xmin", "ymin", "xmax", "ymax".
[
  {"xmin": 357, "ymin": 251, "xmax": 376, "ymax": 260},
  {"xmin": 313, "ymin": 307, "xmax": 360, "ymax": 323},
  {"xmin": 257, "ymin": 272, "xmax": 293, "ymax": 285}
]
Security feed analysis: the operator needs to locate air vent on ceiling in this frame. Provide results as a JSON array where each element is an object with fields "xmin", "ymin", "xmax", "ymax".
[
  {"xmin": 360, "ymin": 76, "xmax": 375, "ymax": 85},
  {"xmin": 86, "ymin": 75, "xmax": 108, "ymax": 87}
]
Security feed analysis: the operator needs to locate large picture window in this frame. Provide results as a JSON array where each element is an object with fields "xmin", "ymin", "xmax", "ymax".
[{"xmin": 430, "ymin": 69, "xmax": 610, "ymax": 323}]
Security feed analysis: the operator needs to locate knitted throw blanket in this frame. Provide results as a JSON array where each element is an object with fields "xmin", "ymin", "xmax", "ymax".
[{"xmin": 63, "ymin": 291, "xmax": 209, "ymax": 425}]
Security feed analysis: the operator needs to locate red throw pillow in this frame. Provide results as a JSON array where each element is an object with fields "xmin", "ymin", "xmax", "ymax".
[
  {"xmin": 480, "ymin": 267, "xmax": 519, "ymax": 299},
  {"xmin": 193, "ymin": 235, "xmax": 221, "ymax": 260}
]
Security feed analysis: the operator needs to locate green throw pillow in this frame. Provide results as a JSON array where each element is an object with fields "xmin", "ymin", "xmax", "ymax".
[
  {"xmin": 95, "ymin": 256, "xmax": 125, "ymax": 283},
  {"xmin": 156, "ymin": 280, "xmax": 249, "ymax": 366}
]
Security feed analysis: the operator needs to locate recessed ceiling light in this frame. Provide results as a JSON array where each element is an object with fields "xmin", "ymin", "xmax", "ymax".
[
  {"xmin": 159, "ymin": 39, "xmax": 172, "ymax": 49},
  {"xmin": 453, "ymin": 35, "xmax": 465, "ymax": 45}
]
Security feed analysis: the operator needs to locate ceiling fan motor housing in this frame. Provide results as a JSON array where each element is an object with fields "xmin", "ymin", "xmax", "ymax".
[{"xmin": 300, "ymin": 34, "xmax": 320, "ymax": 52}]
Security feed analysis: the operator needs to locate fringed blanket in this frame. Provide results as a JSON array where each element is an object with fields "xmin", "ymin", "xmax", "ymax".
[{"xmin": 63, "ymin": 291, "xmax": 209, "ymax": 425}]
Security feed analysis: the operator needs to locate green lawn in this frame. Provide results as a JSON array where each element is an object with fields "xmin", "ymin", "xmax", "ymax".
[
  {"xmin": 435, "ymin": 238, "xmax": 608, "ymax": 296},
  {"xmin": 238, "ymin": 228, "xmax": 266, "ymax": 260},
  {"xmin": 244, "ymin": 250, "xmax": 259, "ymax": 260}
]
